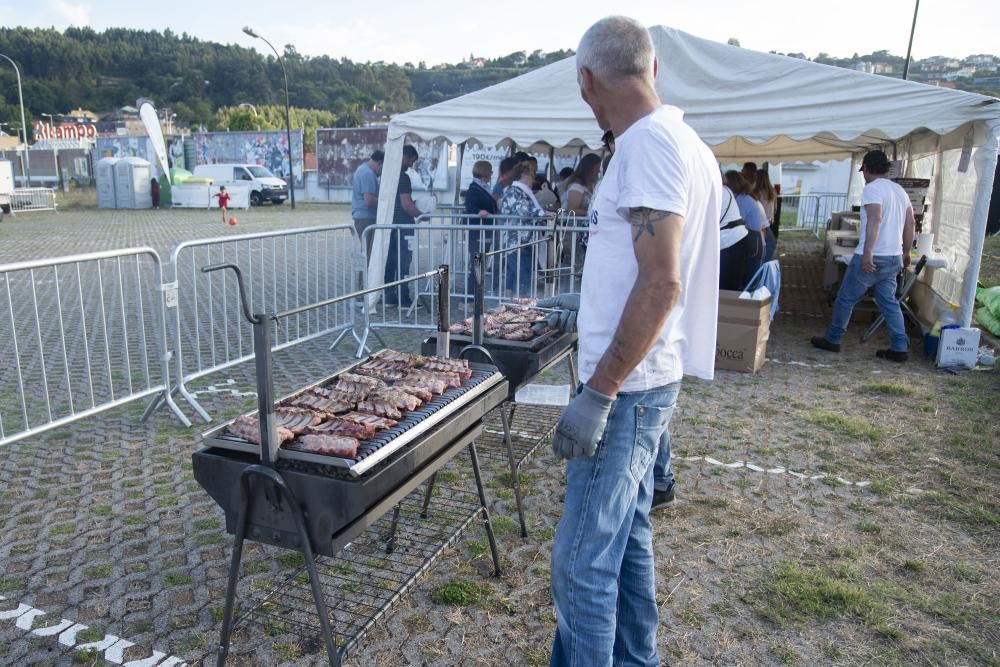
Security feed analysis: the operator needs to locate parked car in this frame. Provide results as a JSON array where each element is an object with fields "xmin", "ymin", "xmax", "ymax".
[{"xmin": 192, "ymin": 164, "xmax": 288, "ymax": 206}]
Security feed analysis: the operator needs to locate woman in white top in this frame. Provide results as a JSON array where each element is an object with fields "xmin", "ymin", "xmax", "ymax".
[{"xmin": 560, "ymin": 153, "xmax": 602, "ymax": 216}]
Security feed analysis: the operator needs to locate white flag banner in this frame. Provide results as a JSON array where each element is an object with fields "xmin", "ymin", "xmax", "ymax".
[{"xmin": 139, "ymin": 101, "xmax": 171, "ymax": 185}]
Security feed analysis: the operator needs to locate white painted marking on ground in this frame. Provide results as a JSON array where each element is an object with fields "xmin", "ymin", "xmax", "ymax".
[
  {"xmin": 0, "ymin": 596, "xmax": 188, "ymax": 665},
  {"xmin": 191, "ymin": 379, "xmax": 256, "ymax": 399},
  {"xmin": 767, "ymin": 358, "xmax": 833, "ymax": 368},
  {"xmin": 675, "ymin": 455, "xmax": 870, "ymax": 487}
]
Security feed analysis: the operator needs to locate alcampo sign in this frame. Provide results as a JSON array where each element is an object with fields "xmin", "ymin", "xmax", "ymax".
[{"xmin": 33, "ymin": 122, "xmax": 97, "ymax": 140}]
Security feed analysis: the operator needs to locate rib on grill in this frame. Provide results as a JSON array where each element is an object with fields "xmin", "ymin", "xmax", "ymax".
[
  {"xmin": 373, "ymin": 387, "xmax": 422, "ymax": 411},
  {"xmin": 307, "ymin": 419, "xmax": 377, "ymax": 441},
  {"xmin": 356, "ymin": 399, "xmax": 403, "ymax": 420},
  {"xmin": 323, "ymin": 384, "xmax": 370, "ymax": 403},
  {"xmin": 297, "ymin": 434, "xmax": 359, "ymax": 458},
  {"xmin": 338, "ymin": 372, "xmax": 386, "ymax": 389},
  {"xmin": 421, "ymin": 358, "xmax": 472, "ymax": 379},
  {"xmin": 405, "ymin": 368, "xmax": 460, "ymax": 390},
  {"xmin": 394, "ymin": 384, "xmax": 433, "ymax": 403},
  {"xmin": 339, "ymin": 411, "xmax": 398, "ymax": 430},
  {"xmin": 274, "ymin": 407, "xmax": 323, "ymax": 434},
  {"xmin": 290, "ymin": 392, "xmax": 354, "ymax": 414},
  {"xmin": 227, "ymin": 415, "xmax": 294, "ymax": 446},
  {"xmin": 356, "ymin": 359, "xmax": 409, "ymax": 382},
  {"xmin": 372, "ymin": 349, "xmax": 423, "ymax": 365}
]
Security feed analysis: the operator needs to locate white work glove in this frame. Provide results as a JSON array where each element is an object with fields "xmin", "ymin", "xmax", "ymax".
[
  {"xmin": 534, "ymin": 293, "xmax": 580, "ymax": 333},
  {"xmin": 551, "ymin": 385, "xmax": 614, "ymax": 460}
]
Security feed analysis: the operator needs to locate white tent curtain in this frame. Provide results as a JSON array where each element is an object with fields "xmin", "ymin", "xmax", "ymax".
[{"xmin": 370, "ymin": 25, "xmax": 1000, "ymax": 324}]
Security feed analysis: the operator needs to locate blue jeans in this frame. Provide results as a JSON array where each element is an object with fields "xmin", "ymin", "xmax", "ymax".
[
  {"xmin": 505, "ymin": 247, "xmax": 534, "ymax": 296},
  {"xmin": 763, "ymin": 227, "xmax": 777, "ymax": 263},
  {"xmin": 825, "ymin": 254, "xmax": 908, "ymax": 351},
  {"xmin": 551, "ymin": 382, "xmax": 681, "ymax": 667},
  {"xmin": 651, "ymin": 382, "xmax": 681, "ymax": 493}
]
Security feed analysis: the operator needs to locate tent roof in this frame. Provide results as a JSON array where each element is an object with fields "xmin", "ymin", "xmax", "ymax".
[{"xmin": 389, "ymin": 26, "xmax": 1000, "ymax": 162}]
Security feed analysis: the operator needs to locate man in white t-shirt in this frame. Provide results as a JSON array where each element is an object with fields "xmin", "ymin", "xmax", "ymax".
[
  {"xmin": 812, "ymin": 149, "xmax": 915, "ymax": 361},
  {"xmin": 535, "ymin": 16, "xmax": 720, "ymax": 667}
]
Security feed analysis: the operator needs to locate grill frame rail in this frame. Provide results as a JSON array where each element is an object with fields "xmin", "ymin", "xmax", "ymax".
[{"xmin": 192, "ymin": 262, "xmax": 507, "ymax": 667}]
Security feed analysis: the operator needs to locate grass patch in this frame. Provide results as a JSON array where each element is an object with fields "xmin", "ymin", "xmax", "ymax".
[
  {"xmin": 491, "ymin": 515, "xmax": 520, "ymax": 536},
  {"xmin": 856, "ymin": 522, "xmax": 882, "ymax": 534},
  {"xmin": 902, "ymin": 560, "xmax": 926, "ymax": 574},
  {"xmin": 752, "ymin": 561, "xmax": 900, "ymax": 639},
  {"xmin": 75, "ymin": 627, "xmax": 104, "ymax": 644},
  {"xmin": 195, "ymin": 533, "xmax": 225, "ymax": 547},
  {"xmin": 402, "ymin": 613, "xmax": 433, "ymax": 634},
  {"xmin": 857, "ymin": 382, "xmax": 916, "ymax": 397},
  {"xmin": 0, "ymin": 578, "xmax": 23, "ymax": 593},
  {"xmin": 91, "ymin": 505, "xmax": 113, "ymax": 517},
  {"xmin": 868, "ymin": 477, "xmax": 900, "ymax": 495},
  {"xmin": 244, "ymin": 561, "xmax": 270, "ymax": 575},
  {"xmin": 272, "ymin": 641, "xmax": 302, "ymax": 662},
  {"xmin": 278, "ymin": 552, "xmax": 304, "ymax": 569},
  {"xmin": 434, "ymin": 470, "xmax": 461, "ymax": 484},
  {"xmin": 917, "ymin": 491, "xmax": 1000, "ymax": 532},
  {"xmin": 50, "ymin": 523, "xmax": 75, "ymax": 536},
  {"xmin": 164, "ymin": 572, "xmax": 192, "ymax": 587},
  {"xmin": 430, "ymin": 580, "xmax": 492, "ymax": 607},
  {"xmin": 73, "ymin": 648, "xmax": 99, "ymax": 665},
  {"xmin": 806, "ymin": 409, "xmax": 884, "ymax": 442},
  {"xmin": 771, "ymin": 641, "xmax": 800, "ymax": 665},
  {"xmin": 950, "ymin": 562, "xmax": 983, "ymax": 584},
  {"xmin": 194, "ymin": 518, "xmax": 219, "ymax": 530},
  {"xmin": 84, "ymin": 564, "xmax": 113, "ymax": 579},
  {"xmin": 466, "ymin": 539, "xmax": 489, "ymax": 559}
]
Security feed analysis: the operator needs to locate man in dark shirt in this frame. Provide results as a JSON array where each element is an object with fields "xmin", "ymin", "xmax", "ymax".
[{"xmin": 384, "ymin": 145, "xmax": 423, "ymax": 306}]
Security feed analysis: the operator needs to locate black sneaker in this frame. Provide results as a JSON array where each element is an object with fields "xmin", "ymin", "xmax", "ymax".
[
  {"xmin": 651, "ymin": 486, "xmax": 675, "ymax": 511},
  {"xmin": 810, "ymin": 336, "xmax": 841, "ymax": 353},
  {"xmin": 875, "ymin": 349, "xmax": 908, "ymax": 362}
]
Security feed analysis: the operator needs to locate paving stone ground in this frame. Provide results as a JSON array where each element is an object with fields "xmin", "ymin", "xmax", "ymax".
[{"xmin": 1, "ymin": 208, "xmax": 997, "ymax": 666}]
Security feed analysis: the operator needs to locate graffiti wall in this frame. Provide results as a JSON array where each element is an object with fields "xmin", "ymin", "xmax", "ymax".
[
  {"xmin": 95, "ymin": 136, "xmax": 160, "ymax": 177},
  {"xmin": 316, "ymin": 128, "xmax": 450, "ymax": 191},
  {"xmin": 192, "ymin": 130, "xmax": 304, "ymax": 187}
]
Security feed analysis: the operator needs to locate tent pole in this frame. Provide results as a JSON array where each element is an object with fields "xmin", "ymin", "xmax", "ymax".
[
  {"xmin": 959, "ymin": 119, "xmax": 1000, "ymax": 327},
  {"xmin": 902, "ymin": 0, "xmax": 920, "ymax": 81},
  {"xmin": 454, "ymin": 141, "xmax": 465, "ymax": 206}
]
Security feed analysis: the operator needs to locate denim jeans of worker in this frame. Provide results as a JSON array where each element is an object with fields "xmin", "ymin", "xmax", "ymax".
[
  {"xmin": 651, "ymin": 381, "xmax": 681, "ymax": 494},
  {"xmin": 763, "ymin": 226, "xmax": 777, "ymax": 263},
  {"xmin": 825, "ymin": 254, "xmax": 908, "ymax": 351},
  {"xmin": 551, "ymin": 381, "xmax": 681, "ymax": 667},
  {"xmin": 383, "ymin": 229, "xmax": 413, "ymax": 305},
  {"xmin": 505, "ymin": 247, "xmax": 534, "ymax": 296}
]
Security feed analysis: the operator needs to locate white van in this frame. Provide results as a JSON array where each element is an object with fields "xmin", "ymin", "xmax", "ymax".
[{"xmin": 192, "ymin": 163, "xmax": 288, "ymax": 206}]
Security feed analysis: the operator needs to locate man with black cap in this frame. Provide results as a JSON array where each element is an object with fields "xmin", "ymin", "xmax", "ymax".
[{"xmin": 812, "ymin": 149, "xmax": 915, "ymax": 361}]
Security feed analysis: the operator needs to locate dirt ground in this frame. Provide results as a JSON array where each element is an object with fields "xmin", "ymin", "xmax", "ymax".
[{"xmin": 0, "ymin": 209, "xmax": 996, "ymax": 666}]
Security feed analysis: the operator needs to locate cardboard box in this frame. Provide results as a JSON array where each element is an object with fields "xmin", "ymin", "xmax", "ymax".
[
  {"xmin": 716, "ymin": 290, "xmax": 771, "ymax": 373},
  {"xmin": 936, "ymin": 327, "xmax": 980, "ymax": 369}
]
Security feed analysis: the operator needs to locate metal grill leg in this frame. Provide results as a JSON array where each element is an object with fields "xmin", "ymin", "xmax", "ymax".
[
  {"xmin": 420, "ymin": 472, "xmax": 438, "ymax": 518},
  {"xmin": 468, "ymin": 441, "xmax": 502, "ymax": 577},
  {"xmin": 501, "ymin": 406, "xmax": 528, "ymax": 538},
  {"xmin": 385, "ymin": 504, "xmax": 402, "ymax": 554}
]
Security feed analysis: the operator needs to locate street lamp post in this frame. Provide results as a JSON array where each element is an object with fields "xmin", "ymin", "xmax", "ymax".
[
  {"xmin": 242, "ymin": 27, "xmax": 295, "ymax": 209},
  {"xmin": 0, "ymin": 53, "xmax": 31, "ymax": 186}
]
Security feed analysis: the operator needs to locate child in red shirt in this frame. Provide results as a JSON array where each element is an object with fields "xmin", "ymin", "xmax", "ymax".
[{"xmin": 213, "ymin": 186, "xmax": 232, "ymax": 223}]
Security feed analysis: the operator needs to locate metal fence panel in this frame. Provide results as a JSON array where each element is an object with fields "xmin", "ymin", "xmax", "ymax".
[
  {"xmin": 359, "ymin": 213, "xmax": 588, "ymax": 356},
  {"xmin": 0, "ymin": 248, "xmax": 184, "ymax": 446},
  {"xmin": 11, "ymin": 188, "xmax": 57, "ymax": 213},
  {"xmin": 164, "ymin": 224, "xmax": 358, "ymax": 421}
]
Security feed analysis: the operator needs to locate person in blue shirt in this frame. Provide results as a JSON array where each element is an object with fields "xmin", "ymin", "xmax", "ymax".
[
  {"xmin": 725, "ymin": 170, "xmax": 772, "ymax": 284},
  {"xmin": 351, "ymin": 150, "xmax": 384, "ymax": 257}
]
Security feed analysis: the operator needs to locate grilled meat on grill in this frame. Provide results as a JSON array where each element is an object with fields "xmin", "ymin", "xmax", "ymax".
[
  {"xmin": 372, "ymin": 349, "xmax": 423, "ymax": 365},
  {"xmin": 323, "ymin": 384, "xmax": 370, "ymax": 403},
  {"xmin": 356, "ymin": 399, "xmax": 403, "ymax": 420},
  {"xmin": 422, "ymin": 358, "xmax": 472, "ymax": 379},
  {"xmin": 297, "ymin": 434, "xmax": 360, "ymax": 458},
  {"xmin": 290, "ymin": 391, "xmax": 354, "ymax": 414},
  {"xmin": 448, "ymin": 303, "xmax": 548, "ymax": 341},
  {"xmin": 373, "ymin": 387, "xmax": 422, "ymax": 411},
  {"xmin": 405, "ymin": 368, "xmax": 461, "ymax": 390},
  {"xmin": 307, "ymin": 419, "xmax": 377, "ymax": 441},
  {"xmin": 274, "ymin": 407, "xmax": 323, "ymax": 434},
  {"xmin": 394, "ymin": 384, "xmax": 433, "ymax": 403},
  {"xmin": 339, "ymin": 411, "xmax": 398, "ymax": 430},
  {"xmin": 338, "ymin": 372, "xmax": 386, "ymax": 389},
  {"xmin": 227, "ymin": 414, "xmax": 295, "ymax": 446},
  {"xmin": 356, "ymin": 359, "xmax": 409, "ymax": 382}
]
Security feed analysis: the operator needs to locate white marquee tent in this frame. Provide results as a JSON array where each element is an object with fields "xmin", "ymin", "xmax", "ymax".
[{"xmin": 373, "ymin": 25, "xmax": 1000, "ymax": 326}]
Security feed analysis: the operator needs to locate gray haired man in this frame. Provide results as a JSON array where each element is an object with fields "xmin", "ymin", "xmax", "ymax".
[{"xmin": 544, "ymin": 16, "xmax": 721, "ymax": 667}]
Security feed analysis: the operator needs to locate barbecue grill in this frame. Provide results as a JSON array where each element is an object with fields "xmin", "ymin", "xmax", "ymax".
[
  {"xmin": 191, "ymin": 263, "xmax": 508, "ymax": 667},
  {"xmin": 421, "ymin": 241, "xmax": 578, "ymax": 537}
]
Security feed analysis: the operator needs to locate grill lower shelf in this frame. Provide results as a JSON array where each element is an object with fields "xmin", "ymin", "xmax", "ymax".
[{"xmin": 422, "ymin": 332, "xmax": 576, "ymax": 398}]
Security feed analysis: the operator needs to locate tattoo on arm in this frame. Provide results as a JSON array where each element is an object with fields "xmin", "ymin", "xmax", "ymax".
[{"xmin": 628, "ymin": 207, "xmax": 672, "ymax": 242}]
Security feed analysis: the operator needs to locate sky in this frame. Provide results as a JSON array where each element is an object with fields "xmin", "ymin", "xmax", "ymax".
[{"xmin": 3, "ymin": 0, "xmax": 999, "ymax": 66}]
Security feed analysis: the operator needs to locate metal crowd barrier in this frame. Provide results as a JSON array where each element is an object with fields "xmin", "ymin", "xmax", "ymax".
[
  {"xmin": 0, "ymin": 248, "xmax": 185, "ymax": 446},
  {"xmin": 10, "ymin": 187, "xmax": 58, "ymax": 214},
  {"xmin": 150, "ymin": 224, "xmax": 360, "ymax": 423},
  {"xmin": 779, "ymin": 193, "xmax": 849, "ymax": 237},
  {"xmin": 357, "ymin": 213, "xmax": 588, "ymax": 357}
]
